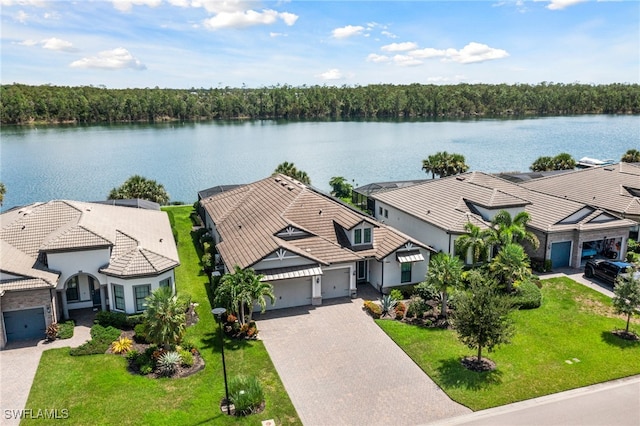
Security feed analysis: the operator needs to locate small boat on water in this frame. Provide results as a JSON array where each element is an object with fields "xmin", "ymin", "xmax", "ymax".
[{"xmin": 576, "ymin": 157, "xmax": 615, "ymax": 168}]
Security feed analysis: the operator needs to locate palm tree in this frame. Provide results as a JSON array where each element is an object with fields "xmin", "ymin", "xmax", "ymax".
[
  {"xmin": 621, "ymin": 149, "xmax": 640, "ymax": 163},
  {"xmin": 0, "ymin": 182, "xmax": 5, "ymax": 206},
  {"xmin": 329, "ymin": 176, "xmax": 353, "ymax": 198},
  {"xmin": 421, "ymin": 151, "xmax": 469, "ymax": 179},
  {"xmin": 421, "ymin": 154, "xmax": 438, "ymax": 179},
  {"xmin": 245, "ymin": 278, "xmax": 276, "ymax": 323},
  {"xmin": 143, "ymin": 287, "xmax": 187, "ymax": 350},
  {"xmin": 425, "ymin": 252, "xmax": 464, "ymax": 318},
  {"xmin": 489, "ymin": 210, "xmax": 540, "ymax": 250},
  {"xmin": 552, "ymin": 152, "xmax": 576, "ymax": 170},
  {"xmin": 456, "ymin": 222, "xmax": 491, "ymax": 264},
  {"xmin": 530, "ymin": 156, "xmax": 555, "ymax": 172},
  {"xmin": 490, "ymin": 243, "xmax": 531, "ymax": 293},
  {"xmin": 215, "ymin": 266, "xmax": 275, "ymax": 325},
  {"xmin": 273, "ymin": 161, "xmax": 311, "ymax": 184},
  {"xmin": 108, "ymin": 174, "xmax": 170, "ymax": 204}
]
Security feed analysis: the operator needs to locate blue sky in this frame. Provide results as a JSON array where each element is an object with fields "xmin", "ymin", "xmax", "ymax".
[{"xmin": 1, "ymin": 0, "xmax": 638, "ymax": 88}]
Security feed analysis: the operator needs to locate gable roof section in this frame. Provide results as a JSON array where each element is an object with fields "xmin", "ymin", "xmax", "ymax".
[
  {"xmin": 200, "ymin": 174, "xmax": 432, "ymax": 270},
  {"xmin": 0, "ymin": 240, "xmax": 59, "ymax": 290},
  {"xmin": 0, "ymin": 200, "xmax": 179, "ymax": 281},
  {"xmin": 520, "ymin": 162, "xmax": 640, "ymax": 219}
]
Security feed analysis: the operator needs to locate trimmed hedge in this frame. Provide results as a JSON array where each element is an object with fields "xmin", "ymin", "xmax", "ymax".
[
  {"xmin": 512, "ymin": 280, "xmax": 542, "ymax": 309},
  {"xmin": 70, "ymin": 325, "xmax": 122, "ymax": 356}
]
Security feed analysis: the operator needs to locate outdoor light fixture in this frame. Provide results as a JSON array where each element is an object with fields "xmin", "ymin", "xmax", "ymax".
[{"xmin": 212, "ymin": 307, "xmax": 230, "ymax": 415}]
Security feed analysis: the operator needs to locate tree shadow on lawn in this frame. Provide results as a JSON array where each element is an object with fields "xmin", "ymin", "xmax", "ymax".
[
  {"xmin": 600, "ymin": 330, "xmax": 640, "ymax": 349},
  {"xmin": 200, "ymin": 329, "xmax": 254, "ymax": 354},
  {"xmin": 436, "ymin": 357, "xmax": 503, "ymax": 391}
]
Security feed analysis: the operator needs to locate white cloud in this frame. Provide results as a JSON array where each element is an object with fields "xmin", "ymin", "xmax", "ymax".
[
  {"xmin": 366, "ymin": 53, "xmax": 391, "ymax": 63},
  {"xmin": 444, "ymin": 42, "xmax": 509, "ymax": 64},
  {"xmin": 381, "ymin": 42, "xmax": 418, "ymax": 52},
  {"xmin": 381, "ymin": 30, "xmax": 397, "ymax": 39},
  {"xmin": 270, "ymin": 32, "xmax": 287, "ymax": 38},
  {"xmin": 18, "ymin": 39, "xmax": 38, "ymax": 46},
  {"xmin": 203, "ymin": 9, "xmax": 297, "ymax": 29},
  {"xmin": 111, "ymin": 0, "xmax": 162, "ymax": 12},
  {"xmin": 393, "ymin": 55, "xmax": 422, "ymax": 67},
  {"xmin": 15, "ymin": 10, "xmax": 29, "ymax": 23},
  {"xmin": 70, "ymin": 47, "xmax": 146, "ymax": 70},
  {"xmin": 190, "ymin": 0, "xmax": 257, "ymax": 14},
  {"xmin": 331, "ymin": 25, "xmax": 365, "ymax": 39},
  {"xmin": 546, "ymin": 0, "xmax": 587, "ymax": 10},
  {"xmin": 409, "ymin": 47, "xmax": 447, "ymax": 59},
  {"xmin": 0, "ymin": 0, "xmax": 47, "ymax": 6},
  {"xmin": 42, "ymin": 37, "xmax": 76, "ymax": 52},
  {"xmin": 318, "ymin": 68, "xmax": 343, "ymax": 80}
]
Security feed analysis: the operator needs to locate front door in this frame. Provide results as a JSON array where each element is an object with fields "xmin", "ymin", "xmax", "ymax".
[
  {"xmin": 357, "ymin": 260, "xmax": 367, "ymax": 283},
  {"xmin": 90, "ymin": 277, "xmax": 101, "ymax": 307}
]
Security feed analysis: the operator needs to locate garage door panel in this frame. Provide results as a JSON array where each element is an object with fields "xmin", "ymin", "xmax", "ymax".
[
  {"xmin": 4, "ymin": 308, "xmax": 46, "ymax": 342},
  {"xmin": 322, "ymin": 268, "xmax": 350, "ymax": 300},
  {"xmin": 551, "ymin": 241, "xmax": 572, "ymax": 268},
  {"xmin": 266, "ymin": 277, "xmax": 312, "ymax": 310}
]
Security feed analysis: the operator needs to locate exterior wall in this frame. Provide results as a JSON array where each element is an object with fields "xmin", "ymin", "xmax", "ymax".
[
  {"xmin": 374, "ymin": 200, "xmax": 453, "ymax": 254},
  {"xmin": 254, "ymin": 254, "xmax": 315, "ymax": 270},
  {"xmin": 104, "ymin": 269, "xmax": 175, "ymax": 315},
  {"xmin": 1, "ymin": 288, "xmax": 56, "ymax": 349},
  {"xmin": 47, "ymin": 248, "xmax": 110, "ymax": 291},
  {"xmin": 370, "ymin": 249, "xmax": 430, "ymax": 292}
]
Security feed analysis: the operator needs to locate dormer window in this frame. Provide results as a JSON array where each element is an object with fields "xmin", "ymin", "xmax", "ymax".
[
  {"xmin": 355, "ymin": 229, "xmax": 362, "ymax": 244},
  {"xmin": 353, "ymin": 225, "xmax": 373, "ymax": 246},
  {"xmin": 364, "ymin": 228, "xmax": 372, "ymax": 243}
]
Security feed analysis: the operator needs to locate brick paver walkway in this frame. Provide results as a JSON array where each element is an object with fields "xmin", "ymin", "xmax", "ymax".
[{"xmin": 257, "ymin": 290, "xmax": 471, "ymax": 426}]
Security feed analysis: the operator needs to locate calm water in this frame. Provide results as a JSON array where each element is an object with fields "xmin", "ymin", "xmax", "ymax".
[{"xmin": 1, "ymin": 115, "xmax": 638, "ymax": 210}]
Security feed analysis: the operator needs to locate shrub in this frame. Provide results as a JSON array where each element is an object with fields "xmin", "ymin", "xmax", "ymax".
[
  {"xmin": 134, "ymin": 323, "xmax": 148, "ymax": 343},
  {"xmin": 140, "ymin": 364, "xmax": 153, "ymax": 375},
  {"xmin": 379, "ymin": 295, "xmax": 397, "ymax": 318},
  {"xmin": 395, "ymin": 301, "xmax": 406, "ymax": 320},
  {"xmin": 157, "ymin": 351, "xmax": 182, "ymax": 377},
  {"xmin": 180, "ymin": 338, "xmax": 197, "ymax": 353},
  {"xmin": 406, "ymin": 296, "xmax": 428, "ymax": 318},
  {"xmin": 126, "ymin": 314, "xmax": 145, "ymax": 327},
  {"xmin": 389, "ymin": 289, "xmax": 404, "ymax": 301},
  {"xmin": 415, "ymin": 281, "xmax": 440, "ymax": 302},
  {"xmin": 512, "ymin": 280, "xmax": 543, "ymax": 309},
  {"xmin": 179, "ymin": 349, "xmax": 194, "ymax": 367},
  {"xmin": 111, "ymin": 337, "xmax": 133, "ymax": 354},
  {"xmin": 45, "ymin": 323, "xmax": 59, "ymax": 341},
  {"xmin": 226, "ymin": 313, "xmax": 237, "ymax": 324},
  {"xmin": 90, "ymin": 325, "xmax": 122, "ymax": 342},
  {"xmin": 246, "ymin": 322, "xmax": 258, "ymax": 338},
  {"xmin": 95, "ymin": 311, "xmax": 128, "ymax": 329},
  {"xmin": 363, "ymin": 300, "xmax": 381, "ymax": 319},
  {"xmin": 228, "ymin": 376, "xmax": 264, "ymax": 416},
  {"xmin": 125, "ymin": 350, "xmax": 139, "ymax": 361},
  {"xmin": 71, "ymin": 324, "xmax": 122, "ymax": 356},
  {"xmin": 57, "ymin": 321, "xmax": 75, "ymax": 339}
]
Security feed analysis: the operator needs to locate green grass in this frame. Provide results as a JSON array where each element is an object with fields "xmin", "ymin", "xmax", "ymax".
[
  {"xmin": 24, "ymin": 206, "xmax": 300, "ymax": 425},
  {"xmin": 377, "ymin": 277, "xmax": 640, "ymax": 411}
]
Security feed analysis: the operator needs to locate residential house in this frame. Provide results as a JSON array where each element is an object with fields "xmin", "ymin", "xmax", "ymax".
[
  {"xmin": 0, "ymin": 200, "xmax": 179, "ymax": 348},
  {"xmin": 367, "ymin": 172, "xmax": 636, "ymax": 270},
  {"xmin": 199, "ymin": 174, "xmax": 434, "ymax": 310}
]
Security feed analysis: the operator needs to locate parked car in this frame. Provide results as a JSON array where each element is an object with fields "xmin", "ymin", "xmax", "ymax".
[{"xmin": 584, "ymin": 259, "xmax": 639, "ymax": 286}]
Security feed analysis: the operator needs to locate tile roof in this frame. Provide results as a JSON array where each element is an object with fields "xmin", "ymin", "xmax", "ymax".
[
  {"xmin": 200, "ymin": 174, "xmax": 433, "ymax": 270},
  {"xmin": 372, "ymin": 171, "xmax": 636, "ymax": 234},
  {"xmin": 0, "ymin": 240, "xmax": 59, "ymax": 290},
  {"xmin": 0, "ymin": 200, "xmax": 180, "ymax": 282},
  {"xmin": 520, "ymin": 163, "xmax": 640, "ymax": 219}
]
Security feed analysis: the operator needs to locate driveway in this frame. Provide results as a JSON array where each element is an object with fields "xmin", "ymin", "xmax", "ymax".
[
  {"xmin": 0, "ymin": 323, "xmax": 91, "ymax": 426},
  {"xmin": 257, "ymin": 291, "xmax": 471, "ymax": 426}
]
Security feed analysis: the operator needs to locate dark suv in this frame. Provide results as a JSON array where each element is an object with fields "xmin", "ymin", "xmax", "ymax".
[{"xmin": 584, "ymin": 259, "xmax": 638, "ymax": 286}]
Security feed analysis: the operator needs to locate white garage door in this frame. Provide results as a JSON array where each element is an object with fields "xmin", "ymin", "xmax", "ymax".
[
  {"xmin": 322, "ymin": 268, "xmax": 350, "ymax": 300},
  {"xmin": 267, "ymin": 277, "xmax": 312, "ymax": 310}
]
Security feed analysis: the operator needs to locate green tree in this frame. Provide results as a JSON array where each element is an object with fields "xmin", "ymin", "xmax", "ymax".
[
  {"xmin": 612, "ymin": 269, "xmax": 640, "ymax": 334},
  {"xmin": 456, "ymin": 222, "xmax": 491, "ymax": 264},
  {"xmin": 329, "ymin": 176, "xmax": 353, "ymax": 198},
  {"xmin": 489, "ymin": 210, "xmax": 540, "ymax": 250},
  {"xmin": 273, "ymin": 161, "xmax": 311, "ymax": 184},
  {"xmin": 452, "ymin": 275, "xmax": 515, "ymax": 370},
  {"xmin": 215, "ymin": 266, "xmax": 275, "ymax": 325},
  {"xmin": 0, "ymin": 182, "xmax": 5, "ymax": 206},
  {"xmin": 108, "ymin": 174, "xmax": 170, "ymax": 204},
  {"xmin": 621, "ymin": 149, "xmax": 640, "ymax": 163},
  {"xmin": 421, "ymin": 151, "xmax": 469, "ymax": 179},
  {"xmin": 552, "ymin": 152, "xmax": 576, "ymax": 170},
  {"xmin": 490, "ymin": 243, "xmax": 532, "ymax": 293},
  {"xmin": 425, "ymin": 252, "xmax": 464, "ymax": 318},
  {"xmin": 530, "ymin": 156, "xmax": 555, "ymax": 171},
  {"xmin": 143, "ymin": 287, "xmax": 187, "ymax": 350}
]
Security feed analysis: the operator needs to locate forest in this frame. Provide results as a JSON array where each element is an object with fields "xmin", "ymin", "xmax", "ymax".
[{"xmin": 1, "ymin": 82, "xmax": 639, "ymax": 125}]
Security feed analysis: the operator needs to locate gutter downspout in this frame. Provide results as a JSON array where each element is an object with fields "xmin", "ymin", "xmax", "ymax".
[{"xmin": 380, "ymin": 259, "xmax": 384, "ymax": 295}]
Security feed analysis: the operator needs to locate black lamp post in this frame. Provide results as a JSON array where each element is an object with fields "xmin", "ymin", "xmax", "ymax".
[{"xmin": 211, "ymin": 307, "xmax": 230, "ymax": 415}]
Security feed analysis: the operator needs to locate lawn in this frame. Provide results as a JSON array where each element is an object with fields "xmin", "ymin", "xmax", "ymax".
[
  {"xmin": 377, "ymin": 277, "xmax": 640, "ymax": 411},
  {"xmin": 24, "ymin": 205, "xmax": 300, "ymax": 425}
]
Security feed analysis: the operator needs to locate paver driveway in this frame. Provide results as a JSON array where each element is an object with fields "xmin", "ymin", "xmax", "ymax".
[{"xmin": 257, "ymin": 294, "xmax": 471, "ymax": 426}]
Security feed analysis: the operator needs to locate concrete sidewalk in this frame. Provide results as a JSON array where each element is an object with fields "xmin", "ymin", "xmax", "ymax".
[{"xmin": 0, "ymin": 324, "xmax": 91, "ymax": 426}]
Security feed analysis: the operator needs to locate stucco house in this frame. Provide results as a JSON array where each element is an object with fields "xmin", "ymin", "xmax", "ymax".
[
  {"xmin": 199, "ymin": 174, "xmax": 434, "ymax": 310},
  {"xmin": 0, "ymin": 200, "xmax": 179, "ymax": 348},
  {"xmin": 366, "ymin": 172, "xmax": 636, "ymax": 270}
]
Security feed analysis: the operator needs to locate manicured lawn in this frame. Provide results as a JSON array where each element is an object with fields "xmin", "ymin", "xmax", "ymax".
[
  {"xmin": 24, "ymin": 206, "xmax": 300, "ymax": 425},
  {"xmin": 377, "ymin": 277, "xmax": 640, "ymax": 411}
]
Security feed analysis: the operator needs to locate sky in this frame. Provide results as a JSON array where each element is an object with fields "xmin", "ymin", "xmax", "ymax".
[{"xmin": 1, "ymin": 0, "xmax": 638, "ymax": 89}]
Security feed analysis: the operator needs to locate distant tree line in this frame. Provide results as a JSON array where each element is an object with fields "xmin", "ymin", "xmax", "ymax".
[{"xmin": 1, "ymin": 82, "xmax": 639, "ymax": 125}]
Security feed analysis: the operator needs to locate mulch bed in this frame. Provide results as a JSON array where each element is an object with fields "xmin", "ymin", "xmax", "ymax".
[
  {"xmin": 219, "ymin": 398, "xmax": 266, "ymax": 416},
  {"xmin": 461, "ymin": 356, "xmax": 497, "ymax": 372},
  {"xmin": 612, "ymin": 329, "xmax": 639, "ymax": 341}
]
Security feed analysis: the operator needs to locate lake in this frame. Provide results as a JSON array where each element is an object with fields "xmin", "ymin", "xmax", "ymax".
[{"xmin": 1, "ymin": 115, "xmax": 638, "ymax": 210}]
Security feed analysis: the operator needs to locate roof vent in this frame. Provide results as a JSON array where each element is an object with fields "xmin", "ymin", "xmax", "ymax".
[
  {"xmin": 456, "ymin": 176, "xmax": 465, "ymax": 181},
  {"xmin": 275, "ymin": 177, "xmax": 281, "ymax": 182},
  {"xmin": 281, "ymin": 181, "xmax": 287, "ymax": 187},
  {"xmin": 319, "ymin": 209, "xmax": 322, "ymax": 215},
  {"xmin": 287, "ymin": 186, "xmax": 294, "ymax": 191}
]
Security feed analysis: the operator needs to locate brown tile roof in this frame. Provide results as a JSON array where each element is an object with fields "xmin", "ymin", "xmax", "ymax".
[
  {"xmin": 200, "ymin": 174, "xmax": 433, "ymax": 270},
  {"xmin": 1, "ymin": 200, "xmax": 179, "ymax": 281},
  {"xmin": 0, "ymin": 240, "xmax": 59, "ymax": 290},
  {"xmin": 520, "ymin": 163, "xmax": 640, "ymax": 219},
  {"xmin": 373, "ymin": 171, "xmax": 636, "ymax": 234}
]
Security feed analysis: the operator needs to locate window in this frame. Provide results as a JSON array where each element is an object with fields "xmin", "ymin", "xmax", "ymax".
[
  {"xmin": 66, "ymin": 276, "xmax": 79, "ymax": 302},
  {"xmin": 384, "ymin": 209, "xmax": 389, "ymax": 218},
  {"xmin": 113, "ymin": 284, "xmax": 125, "ymax": 311},
  {"xmin": 379, "ymin": 206, "xmax": 383, "ymax": 216},
  {"xmin": 401, "ymin": 263, "xmax": 412, "ymax": 283},
  {"xmin": 354, "ymin": 228, "xmax": 362, "ymax": 244},
  {"xmin": 159, "ymin": 277, "xmax": 172, "ymax": 289},
  {"xmin": 364, "ymin": 228, "xmax": 372, "ymax": 244},
  {"xmin": 134, "ymin": 285, "xmax": 151, "ymax": 312}
]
